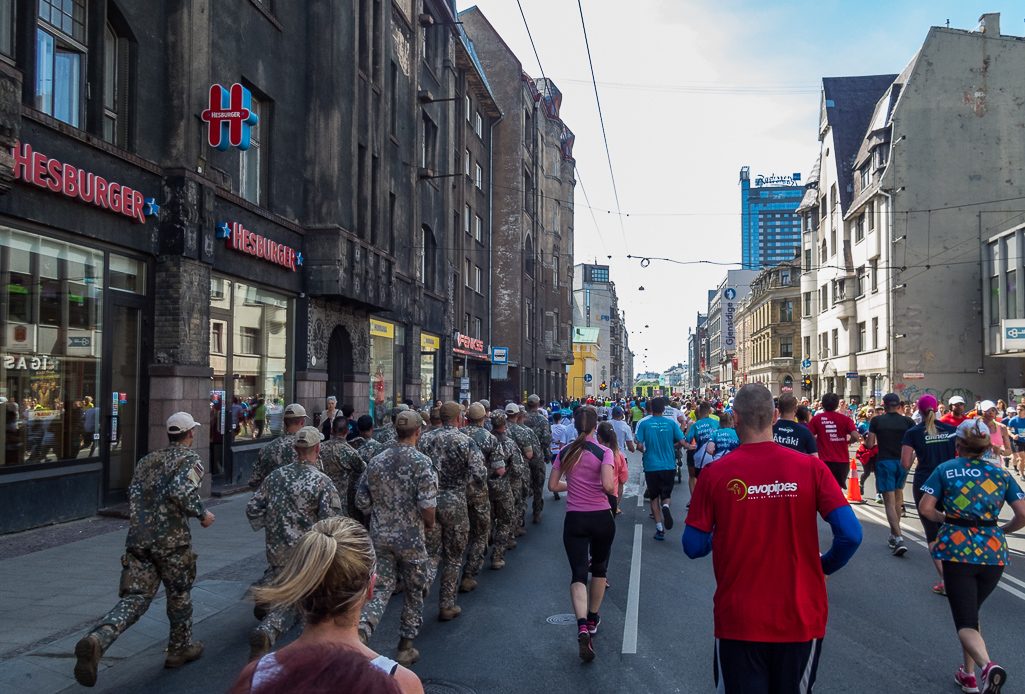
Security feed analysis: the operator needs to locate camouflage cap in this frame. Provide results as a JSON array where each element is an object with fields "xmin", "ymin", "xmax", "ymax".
[
  {"xmin": 440, "ymin": 401, "xmax": 462, "ymax": 422},
  {"xmin": 479, "ymin": 399, "xmax": 491, "ymax": 410},
  {"xmin": 526, "ymin": 394, "xmax": 540, "ymax": 405},
  {"xmin": 391, "ymin": 404, "xmax": 410, "ymax": 417},
  {"xmin": 395, "ymin": 410, "xmax": 423, "ymax": 434},
  {"xmin": 467, "ymin": 402, "xmax": 486, "ymax": 420},
  {"xmin": 283, "ymin": 403, "xmax": 307, "ymax": 419},
  {"xmin": 294, "ymin": 426, "xmax": 325, "ymax": 448},
  {"xmin": 489, "ymin": 411, "xmax": 508, "ymax": 428}
]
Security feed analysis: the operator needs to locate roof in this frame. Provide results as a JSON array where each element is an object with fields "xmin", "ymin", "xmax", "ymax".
[
  {"xmin": 572, "ymin": 326, "xmax": 600, "ymax": 344},
  {"xmin": 821, "ymin": 75, "xmax": 898, "ymax": 214},
  {"xmin": 796, "ymin": 157, "xmax": 820, "ymax": 213},
  {"xmin": 456, "ymin": 25, "xmax": 502, "ymax": 119}
]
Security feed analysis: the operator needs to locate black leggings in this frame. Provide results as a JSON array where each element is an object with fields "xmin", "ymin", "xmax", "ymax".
[
  {"xmin": 563, "ymin": 509, "xmax": 616, "ymax": 584},
  {"xmin": 942, "ymin": 561, "xmax": 1004, "ymax": 631}
]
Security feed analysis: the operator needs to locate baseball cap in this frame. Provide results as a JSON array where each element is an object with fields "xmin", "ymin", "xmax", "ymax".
[
  {"xmin": 526, "ymin": 394, "xmax": 540, "ymax": 405},
  {"xmin": 467, "ymin": 402, "xmax": 486, "ymax": 420},
  {"xmin": 612, "ymin": 406, "xmax": 624, "ymax": 417},
  {"xmin": 395, "ymin": 410, "xmax": 423, "ymax": 434},
  {"xmin": 489, "ymin": 411, "xmax": 507, "ymax": 427},
  {"xmin": 979, "ymin": 399, "xmax": 997, "ymax": 412},
  {"xmin": 283, "ymin": 403, "xmax": 307, "ymax": 419},
  {"xmin": 956, "ymin": 418, "xmax": 990, "ymax": 439},
  {"xmin": 948, "ymin": 395, "xmax": 966, "ymax": 405},
  {"xmin": 917, "ymin": 394, "xmax": 938, "ymax": 413},
  {"xmin": 882, "ymin": 393, "xmax": 901, "ymax": 407},
  {"xmin": 166, "ymin": 412, "xmax": 201, "ymax": 434},
  {"xmin": 479, "ymin": 399, "xmax": 490, "ymax": 410},
  {"xmin": 440, "ymin": 401, "xmax": 462, "ymax": 421},
  {"xmin": 391, "ymin": 404, "xmax": 409, "ymax": 417},
  {"xmin": 294, "ymin": 426, "xmax": 325, "ymax": 448},
  {"xmin": 505, "ymin": 403, "xmax": 520, "ymax": 414}
]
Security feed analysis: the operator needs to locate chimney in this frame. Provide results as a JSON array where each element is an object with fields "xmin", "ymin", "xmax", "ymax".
[{"xmin": 979, "ymin": 12, "xmax": 1000, "ymax": 36}]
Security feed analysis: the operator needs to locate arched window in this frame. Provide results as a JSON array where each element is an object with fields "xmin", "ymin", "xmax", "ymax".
[
  {"xmin": 524, "ymin": 234, "xmax": 534, "ymax": 277},
  {"xmin": 421, "ymin": 224, "xmax": 436, "ymax": 290}
]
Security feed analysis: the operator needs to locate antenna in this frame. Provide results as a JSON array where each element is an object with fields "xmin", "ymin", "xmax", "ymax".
[{"xmin": 945, "ymin": 18, "xmax": 949, "ymax": 28}]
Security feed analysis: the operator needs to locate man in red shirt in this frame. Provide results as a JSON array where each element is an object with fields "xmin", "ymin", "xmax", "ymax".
[
  {"xmin": 684, "ymin": 384, "xmax": 862, "ymax": 693},
  {"xmin": 939, "ymin": 395, "xmax": 968, "ymax": 426},
  {"xmin": 809, "ymin": 392, "xmax": 862, "ymax": 490}
]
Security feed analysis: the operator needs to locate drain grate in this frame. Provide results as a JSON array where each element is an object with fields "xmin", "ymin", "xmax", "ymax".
[
  {"xmin": 422, "ymin": 680, "xmax": 478, "ymax": 694},
  {"xmin": 546, "ymin": 613, "xmax": 577, "ymax": 625}
]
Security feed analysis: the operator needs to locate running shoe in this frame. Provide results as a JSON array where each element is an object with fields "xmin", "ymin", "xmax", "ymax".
[
  {"xmin": 662, "ymin": 504, "xmax": 674, "ymax": 530},
  {"xmin": 654, "ymin": 529, "xmax": 665, "ymax": 541},
  {"xmin": 887, "ymin": 536, "xmax": 897, "ymax": 550},
  {"xmin": 981, "ymin": 663, "xmax": 1006, "ymax": 694},
  {"xmin": 892, "ymin": 537, "xmax": 908, "ymax": 557},
  {"xmin": 578, "ymin": 627, "xmax": 595, "ymax": 662},
  {"xmin": 933, "ymin": 581, "xmax": 946, "ymax": 596},
  {"xmin": 876, "ymin": 494, "xmax": 884, "ymax": 504},
  {"xmin": 956, "ymin": 666, "xmax": 980, "ymax": 693},
  {"xmin": 587, "ymin": 614, "xmax": 601, "ymax": 635}
]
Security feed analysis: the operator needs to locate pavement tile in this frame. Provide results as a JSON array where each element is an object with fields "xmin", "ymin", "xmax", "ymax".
[{"xmin": 0, "ymin": 657, "xmax": 75, "ymax": 693}]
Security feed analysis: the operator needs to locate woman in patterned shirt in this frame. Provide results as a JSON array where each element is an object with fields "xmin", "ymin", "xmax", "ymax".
[{"xmin": 919, "ymin": 420, "xmax": 1025, "ymax": 694}]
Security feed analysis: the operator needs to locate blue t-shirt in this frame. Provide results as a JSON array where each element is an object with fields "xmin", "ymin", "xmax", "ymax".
[
  {"xmin": 686, "ymin": 417, "xmax": 720, "ymax": 469},
  {"xmin": 636, "ymin": 416, "xmax": 685, "ymax": 472},
  {"xmin": 1005, "ymin": 415, "xmax": 1025, "ymax": 442},
  {"xmin": 708, "ymin": 428, "xmax": 740, "ymax": 462},
  {"xmin": 901, "ymin": 421, "xmax": 957, "ymax": 483},
  {"xmin": 921, "ymin": 458, "xmax": 1024, "ymax": 565}
]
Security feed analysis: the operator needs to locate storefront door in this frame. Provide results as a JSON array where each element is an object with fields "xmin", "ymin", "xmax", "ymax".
[{"xmin": 102, "ymin": 297, "xmax": 143, "ymax": 504}]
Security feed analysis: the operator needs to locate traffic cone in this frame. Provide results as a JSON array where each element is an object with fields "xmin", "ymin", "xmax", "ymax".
[{"xmin": 846, "ymin": 457, "xmax": 863, "ymax": 503}]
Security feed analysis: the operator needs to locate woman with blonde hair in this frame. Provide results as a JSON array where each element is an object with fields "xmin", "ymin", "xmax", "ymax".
[
  {"xmin": 229, "ymin": 517, "xmax": 423, "ymax": 694},
  {"xmin": 918, "ymin": 420, "xmax": 1025, "ymax": 694}
]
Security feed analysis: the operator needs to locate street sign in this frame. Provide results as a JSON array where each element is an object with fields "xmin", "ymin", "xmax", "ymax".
[
  {"xmin": 874, "ymin": 389, "xmax": 883, "ymax": 398},
  {"xmin": 491, "ymin": 346, "xmax": 508, "ymax": 364},
  {"xmin": 68, "ymin": 336, "xmax": 91, "ymax": 348},
  {"xmin": 584, "ymin": 374, "xmax": 593, "ymax": 383},
  {"xmin": 460, "ymin": 377, "xmax": 470, "ymax": 390},
  {"xmin": 1003, "ymin": 320, "xmax": 1025, "ymax": 349},
  {"xmin": 801, "ymin": 357, "xmax": 811, "ymax": 369},
  {"xmin": 902, "ymin": 372, "xmax": 924, "ymax": 380},
  {"xmin": 846, "ymin": 372, "xmax": 858, "ymax": 379}
]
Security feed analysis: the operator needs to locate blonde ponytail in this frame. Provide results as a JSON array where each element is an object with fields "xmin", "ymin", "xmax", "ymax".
[{"xmin": 923, "ymin": 408, "xmax": 937, "ymax": 437}]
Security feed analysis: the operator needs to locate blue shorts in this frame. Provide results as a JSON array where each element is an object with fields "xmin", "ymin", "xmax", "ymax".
[{"xmin": 875, "ymin": 459, "xmax": 908, "ymax": 492}]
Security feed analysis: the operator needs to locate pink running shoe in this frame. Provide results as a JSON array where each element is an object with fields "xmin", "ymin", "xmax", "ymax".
[
  {"xmin": 980, "ymin": 663, "xmax": 1006, "ymax": 694},
  {"xmin": 955, "ymin": 666, "xmax": 979, "ymax": 693}
]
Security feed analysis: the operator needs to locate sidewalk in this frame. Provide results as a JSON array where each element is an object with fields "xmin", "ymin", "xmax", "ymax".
[{"xmin": 0, "ymin": 493, "xmax": 266, "ymax": 693}]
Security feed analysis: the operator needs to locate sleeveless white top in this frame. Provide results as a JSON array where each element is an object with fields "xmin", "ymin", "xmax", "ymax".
[{"xmin": 251, "ymin": 652, "xmax": 398, "ymax": 691}]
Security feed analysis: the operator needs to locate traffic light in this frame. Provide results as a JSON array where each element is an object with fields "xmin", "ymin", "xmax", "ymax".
[
  {"xmin": 802, "ymin": 377, "xmax": 812, "ymax": 392},
  {"xmin": 600, "ymin": 381, "xmax": 607, "ymax": 391}
]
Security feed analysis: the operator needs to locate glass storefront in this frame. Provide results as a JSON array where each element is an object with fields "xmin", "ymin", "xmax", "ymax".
[
  {"xmin": 370, "ymin": 319, "xmax": 404, "ymax": 427},
  {"xmin": 209, "ymin": 275, "xmax": 294, "ymax": 475},
  {"xmin": 420, "ymin": 332, "xmax": 439, "ymax": 406}
]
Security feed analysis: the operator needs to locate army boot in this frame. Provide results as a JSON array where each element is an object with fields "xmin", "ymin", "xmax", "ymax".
[
  {"xmin": 533, "ymin": 512, "xmax": 542, "ymax": 524},
  {"xmin": 396, "ymin": 638, "xmax": 420, "ymax": 667},
  {"xmin": 438, "ymin": 605, "xmax": 462, "ymax": 621},
  {"xmin": 513, "ymin": 527, "xmax": 527, "ymax": 538},
  {"xmin": 459, "ymin": 575, "xmax": 477, "ymax": 593},
  {"xmin": 506, "ymin": 539, "xmax": 517, "ymax": 549},
  {"xmin": 165, "ymin": 641, "xmax": 204, "ymax": 668},
  {"xmin": 74, "ymin": 628, "xmax": 109, "ymax": 687},
  {"xmin": 490, "ymin": 549, "xmax": 505, "ymax": 570},
  {"xmin": 248, "ymin": 628, "xmax": 272, "ymax": 662}
]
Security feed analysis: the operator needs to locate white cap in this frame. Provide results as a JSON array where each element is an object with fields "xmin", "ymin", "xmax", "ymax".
[
  {"xmin": 979, "ymin": 400, "xmax": 997, "ymax": 412},
  {"xmin": 505, "ymin": 403, "xmax": 520, "ymax": 414},
  {"xmin": 956, "ymin": 418, "xmax": 990, "ymax": 439},
  {"xmin": 284, "ymin": 403, "xmax": 307, "ymax": 419},
  {"xmin": 948, "ymin": 396, "xmax": 965, "ymax": 405},
  {"xmin": 167, "ymin": 412, "xmax": 201, "ymax": 434}
]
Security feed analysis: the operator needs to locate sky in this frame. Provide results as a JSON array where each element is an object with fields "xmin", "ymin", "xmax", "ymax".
[{"xmin": 465, "ymin": 0, "xmax": 1020, "ymax": 377}]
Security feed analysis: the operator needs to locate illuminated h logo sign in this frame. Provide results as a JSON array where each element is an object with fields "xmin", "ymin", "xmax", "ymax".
[{"xmin": 201, "ymin": 84, "xmax": 258, "ymax": 151}]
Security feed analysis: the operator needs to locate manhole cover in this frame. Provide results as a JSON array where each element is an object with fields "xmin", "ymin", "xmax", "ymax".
[
  {"xmin": 422, "ymin": 680, "xmax": 478, "ymax": 694},
  {"xmin": 546, "ymin": 613, "xmax": 577, "ymax": 625}
]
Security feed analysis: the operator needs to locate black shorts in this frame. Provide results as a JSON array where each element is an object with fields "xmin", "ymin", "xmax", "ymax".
[
  {"xmin": 714, "ymin": 638, "xmax": 823, "ymax": 694},
  {"xmin": 942, "ymin": 561, "xmax": 1004, "ymax": 631},
  {"xmin": 911, "ymin": 482, "xmax": 941, "ymax": 543},
  {"xmin": 824, "ymin": 461, "xmax": 849, "ymax": 491},
  {"xmin": 1013, "ymin": 439, "xmax": 1025, "ymax": 453},
  {"xmin": 563, "ymin": 510, "xmax": 616, "ymax": 585},
  {"xmin": 644, "ymin": 469, "xmax": 675, "ymax": 502},
  {"xmin": 687, "ymin": 449, "xmax": 696, "ymax": 467}
]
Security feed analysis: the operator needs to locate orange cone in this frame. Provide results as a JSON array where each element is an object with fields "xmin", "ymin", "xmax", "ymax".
[{"xmin": 846, "ymin": 456, "xmax": 863, "ymax": 503}]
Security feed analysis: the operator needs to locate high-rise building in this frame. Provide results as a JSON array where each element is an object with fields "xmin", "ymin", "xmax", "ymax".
[{"xmin": 740, "ymin": 167, "xmax": 806, "ymax": 270}]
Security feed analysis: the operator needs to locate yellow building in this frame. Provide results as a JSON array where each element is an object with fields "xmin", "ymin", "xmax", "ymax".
[{"xmin": 568, "ymin": 326, "xmax": 601, "ymax": 400}]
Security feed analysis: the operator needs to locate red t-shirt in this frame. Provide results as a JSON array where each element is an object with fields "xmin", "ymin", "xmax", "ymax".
[
  {"xmin": 685, "ymin": 441, "xmax": 849, "ymax": 642},
  {"xmin": 939, "ymin": 413, "xmax": 967, "ymax": 426},
  {"xmin": 809, "ymin": 411, "xmax": 857, "ymax": 462}
]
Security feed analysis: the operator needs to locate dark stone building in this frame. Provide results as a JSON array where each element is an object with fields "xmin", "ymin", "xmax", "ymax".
[{"xmin": 0, "ymin": 0, "xmax": 467, "ymax": 533}]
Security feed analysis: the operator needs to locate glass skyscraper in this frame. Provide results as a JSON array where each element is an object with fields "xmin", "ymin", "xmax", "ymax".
[{"xmin": 740, "ymin": 167, "xmax": 805, "ymax": 270}]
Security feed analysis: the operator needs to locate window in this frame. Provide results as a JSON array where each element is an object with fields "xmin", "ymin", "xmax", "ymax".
[
  {"xmin": 990, "ymin": 276, "xmax": 1000, "ymax": 326},
  {"xmin": 781, "ymin": 270, "xmax": 790, "ymax": 286},
  {"xmin": 211, "ymin": 321, "xmax": 225, "ymax": 355},
  {"xmin": 552, "ymin": 253, "xmax": 559, "ymax": 287},
  {"xmin": 553, "ymin": 200, "xmax": 559, "ymax": 232},
  {"xmin": 859, "ymin": 167, "xmax": 870, "ymax": 190},
  {"xmin": 464, "ymin": 258, "xmax": 471, "ymax": 287},
  {"xmin": 867, "ymin": 201, "xmax": 875, "ymax": 230},
  {"xmin": 832, "ymin": 329, "xmax": 839, "ymax": 356},
  {"xmin": 803, "ymin": 291, "xmax": 812, "ymax": 317},
  {"xmin": 830, "ymin": 184, "xmax": 837, "ymax": 210},
  {"xmin": 239, "ymin": 326, "xmax": 260, "ymax": 355},
  {"xmin": 855, "ymin": 214, "xmax": 865, "ymax": 242},
  {"xmin": 872, "ymin": 317, "xmax": 879, "ymax": 349},
  {"xmin": 475, "ymin": 163, "xmax": 483, "ymax": 190},
  {"xmin": 465, "ymin": 149, "xmax": 471, "ymax": 176},
  {"xmin": 390, "ymin": 62, "xmax": 398, "ymax": 136},
  {"xmin": 524, "ymin": 235, "xmax": 534, "ymax": 277},
  {"xmin": 803, "ymin": 336, "xmax": 811, "ymax": 360},
  {"xmin": 421, "ymin": 112, "xmax": 437, "ymax": 170},
  {"xmin": 475, "ymin": 112, "xmax": 483, "ymax": 138},
  {"xmin": 819, "ymin": 285, "xmax": 828, "ymax": 313},
  {"xmin": 0, "ymin": 0, "xmax": 13, "ymax": 58},
  {"xmin": 463, "ymin": 313, "xmax": 470, "ymax": 335},
  {"xmin": 36, "ymin": 0, "xmax": 87, "ymax": 127},
  {"xmin": 856, "ymin": 267, "xmax": 866, "ymax": 296},
  {"xmin": 1009, "ymin": 270, "xmax": 1018, "ymax": 320},
  {"xmin": 464, "ymin": 204, "xmax": 471, "ymax": 234},
  {"xmin": 465, "ymin": 94, "xmax": 471, "ymax": 121},
  {"xmin": 819, "ymin": 332, "xmax": 828, "ymax": 358},
  {"xmin": 554, "ymin": 155, "xmax": 559, "ymax": 178},
  {"xmin": 870, "ymin": 258, "xmax": 878, "ymax": 291},
  {"xmin": 588, "ymin": 266, "xmax": 609, "ymax": 283},
  {"xmin": 779, "ymin": 299, "xmax": 793, "ymax": 322},
  {"xmin": 858, "ymin": 322, "xmax": 866, "ymax": 352},
  {"xmin": 103, "ymin": 24, "xmax": 129, "ymax": 147},
  {"xmin": 473, "ymin": 316, "xmax": 482, "ymax": 340},
  {"xmin": 474, "ymin": 215, "xmax": 483, "ymax": 243},
  {"xmin": 240, "ymin": 97, "xmax": 262, "ymax": 204},
  {"xmin": 804, "ymin": 248, "xmax": 812, "ymax": 272},
  {"xmin": 780, "ymin": 336, "xmax": 793, "ymax": 358},
  {"xmin": 474, "ymin": 265, "xmax": 482, "ymax": 293},
  {"xmin": 525, "ymin": 300, "xmax": 532, "ymax": 341}
]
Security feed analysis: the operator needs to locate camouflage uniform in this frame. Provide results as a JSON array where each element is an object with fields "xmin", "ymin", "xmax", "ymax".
[
  {"xmin": 318, "ymin": 438, "xmax": 365, "ymax": 518},
  {"xmin": 357, "ymin": 437, "xmax": 386, "ymax": 467},
  {"xmin": 486, "ymin": 433, "xmax": 515, "ymax": 564},
  {"xmin": 505, "ymin": 422, "xmax": 536, "ymax": 529},
  {"xmin": 87, "ymin": 443, "xmax": 207, "ymax": 654},
  {"xmin": 356, "ymin": 443, "xmax": 437, "ymax": 639},
  {"xmin": 461, "ymin": 424, "xmax": 499, "ymax": 578},
  {"xmin": 482, "ymin": 417, "xmax": 494, "ymax": 432},
  {"xmin": 375, "ymin": 424, "xmax": 398, "ymax": 445},
  {"xmin": 523, "ymin": 411, "xmax": 553, "ymax": 521},
  {"xmin": 417, "ymin": 426, "xmax": 486, "ymax": 608},
  {"xmin": 248, "ymin": 433, "xmax": 297, "ymax": 489},
  {"xmin": 247, "ymin": 461, "xmax": 341, "ymax": 642}
]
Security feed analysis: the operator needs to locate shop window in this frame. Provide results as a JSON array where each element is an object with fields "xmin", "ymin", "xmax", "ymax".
[
  {"xmin": 1, "ymin": 227, "xmax": 103, "ymax": 467},
  {"xmin": 240, "ymin": 97, "xmax": 263, "ymax": 204},
  {"xmin": 420, "ymin": 333, "xmax": 438, "ymax": 407},
  {"xmin": 0, "ymin": 0, "xmax": 14, "ymax": 59},
  {"xmin": 109, "ymin": 254, "xmax": 146, "ymax": 294},
  {"xmin": 369, "ymin": 320, "xmax": 403, "ymax": 429},
  {"xmin": 36, "ymin": 0, "xmax": 87, "ymax": 128}
]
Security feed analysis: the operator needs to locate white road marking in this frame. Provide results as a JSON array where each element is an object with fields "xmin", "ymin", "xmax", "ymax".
[
  {"xmin": 852, "ymin": 504, "xmax": 1025, "ymax": 602},
  {"xmin": 622, "ymin": 523, "xmax": 642, "ymax": 654}
]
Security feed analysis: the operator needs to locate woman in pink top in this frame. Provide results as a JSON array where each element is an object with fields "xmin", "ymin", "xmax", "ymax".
[
  {"xmin": 596, "ymin": 421, "xmax": 630, "ymax": 514},
  {"xmin": 548, "ymin": 407, "xmax": 616, "ymax": 663}
]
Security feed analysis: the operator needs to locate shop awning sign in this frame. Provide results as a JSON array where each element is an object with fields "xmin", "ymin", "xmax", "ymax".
[
  {"xmin": 12, "ymin": 142, "xmax": 158, "ymax": 224},
  {"xmin": 453, "ymin": 332, "xmax": 488, "ymax": 360},
  {"xmin": 217, "ymin": 222, "xmax": 300, "ymax": 271},
  {"xmin": 202, "ymin": 84, "xmax": 259, "ymax": 151}
]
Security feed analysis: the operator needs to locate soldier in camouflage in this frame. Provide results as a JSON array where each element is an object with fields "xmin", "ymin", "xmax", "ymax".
[
  {"xmin": 502, "ymin": 404, "xmax": 533, "ymax": 542},
  {"xmin": 374, "ymin": 404, "xmax": 408, "ymax": 445},
  {"xmin": 486, "ymin": 411, "xmax": 516, "ymax": 569},
  {"xmin": 247, "ymin": 403, "xmax": 308, "ymax": 489},
  {"xmin": 480, "ymin": 399, "xmax": 493, "ymax": 432},
  {"xmin": 460, "ymin": 403, "xmax": 500, "ymax": 591},
  {"xmin": 356, "ymin": 410, "xmax": 438, "ymax": 667},
  {"xmin": 416, "ymin": 401, "xmax": 486, "ymax": 620},
  {"xmin": 349, "ymin": 414, "xmax": 383, "ymax": 467},
  {"xmin": 246, "ymin": 426, "xmax": 341, "ymax": 660},
  {"xmin": 74, "ymin": 413, "xmax": 214, "ymax": 688},
  {"xmin": 523, "ymin": 394, "xmax": 553, "ymax": 523},
  {"xmin": 318, "ymin": 416, "xmax": 365, "ymax": 519}
]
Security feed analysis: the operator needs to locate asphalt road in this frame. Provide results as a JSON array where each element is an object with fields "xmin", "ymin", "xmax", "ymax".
[{"xmin": 68, "ymin": 448, "xmax": 1025, "ymax": 694}]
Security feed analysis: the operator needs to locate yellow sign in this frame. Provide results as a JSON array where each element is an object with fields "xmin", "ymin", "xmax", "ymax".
[
  {"xmin": 421, "ymin": 333, "xmax": 441, "ymax": 350},
  {"xmin": 370, "ymin": 319, "xmax": 394, "ymax": 339}
]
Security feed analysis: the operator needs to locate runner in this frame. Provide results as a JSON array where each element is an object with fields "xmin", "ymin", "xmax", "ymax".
[
  {"xmin": 608, "ymin": 406, "xmax": 636, "ymax": 453},
  {"xmin": 940, "ymin": 396, "xmax": 969, "ymax": 426},
  {"xmin": 866, "ymin": 393, "xmax": 916, "ymax": 557},
  {"xmin": 977, "ymin": 401, "xmax": 1011, "ymax": 467},
  {"xmin": 1005, "ymin": 403, "xmax": 1025, "ymax": 479},
  {"xmin": 684, "ymin": 384, "xmax": 862, "ymax": 694},
  {"xmin": 773, "ymin": 393, "xmax": 818, "ymax": 454},
  {"xmin": 596, "ymin": 422, "xmax": 629, "ymax": 513},
  {"xmin": 635, "ymin": 398, "xmax": 686, "ymax": 541},
  {"xmin": 703, "ymin": 412, "xmax": 739, "ymax": 464},
  {"xmin": 547, "ymin": 407, "xmax": 616, "ymax": 663},
  {"xmin": 918, "ymin": 421, "xmax": 1025, "ymax": 694},
  {"xmin": 683, "ymin": 402, "xmax": 719, "ymax": 496},
  {"xmin": 809, "ymin": 393, "xmax": 862, "ymax": 491}
]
